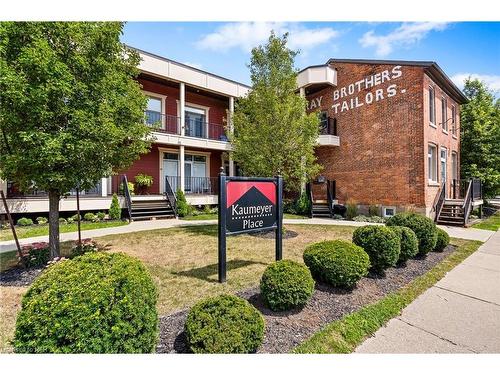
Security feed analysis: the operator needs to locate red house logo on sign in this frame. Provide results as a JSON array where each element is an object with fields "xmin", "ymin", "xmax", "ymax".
[{"xmin": 225, "ymin": 181, "xmax": 277, "ymax": 234}]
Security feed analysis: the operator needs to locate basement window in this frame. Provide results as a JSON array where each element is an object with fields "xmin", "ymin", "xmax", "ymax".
[{"xmin": 383, "ymin": 206, "xmax": 396, "ymax": 218}]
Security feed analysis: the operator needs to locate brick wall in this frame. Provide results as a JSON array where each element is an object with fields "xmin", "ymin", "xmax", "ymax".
[{"xmin": 308, "ymin": 62, "xmax": 426, "ymax": 213}]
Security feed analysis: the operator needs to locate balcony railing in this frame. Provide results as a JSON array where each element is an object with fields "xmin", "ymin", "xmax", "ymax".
[
  {"xmin": 165, "ymin": 176, "xmax": 218, "ymax": 195},
  {"xmin": 319, "ymin": 117, "xmax": 338, "ymax": 136},
  {"xmin": 146, "ymin": 112, "xmax": 228, "ymax": 141}
]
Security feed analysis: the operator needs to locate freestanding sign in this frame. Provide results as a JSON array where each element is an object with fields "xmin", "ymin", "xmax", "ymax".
[{"xmin": 218, "ymin": 168, "xmax": 283, "ymax": 283}]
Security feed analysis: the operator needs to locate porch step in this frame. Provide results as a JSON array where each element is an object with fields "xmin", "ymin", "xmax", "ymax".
[
  {"xmin": 131, "ymin": 214, "xmax": 175, "ymax": 221},
  {"xmin": 129, "ymin": 199, "xmax": 175, "ymax": 221},
  {"xmin": 437, "ymin": 199, "xmax": 466, "ymax": 226},
  {"xmin": 311, "ymin": 203, "xmax": 331, "ymax": 218}
]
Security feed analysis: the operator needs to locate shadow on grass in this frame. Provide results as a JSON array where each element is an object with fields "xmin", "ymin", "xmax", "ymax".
[
  {"xmin": 173, "ymin": 259, "xmax": 267, "ymax": 283},
  {"xmin": 179, "ymin": 224, "xmax": 218, "ymax": 237}
]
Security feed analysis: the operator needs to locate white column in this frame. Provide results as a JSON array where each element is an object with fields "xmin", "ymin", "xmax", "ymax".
[
  {"xmin": 179, "ymin": 145, "xmax": 185, "ymax": 192},
  {"xmin": 101, "ymin": 177, "xmax": 107, "ymax": 197},
  {"xmin": 228, "ymin": 96, "xmax": 235, "ymax": 176},
  {"xmin": 299, "ymin": 87, "xmax": 305, "ymax": 97},
  {"xmin": 180, "ymin": 82, "xmax": 185, "ymax": 136}
]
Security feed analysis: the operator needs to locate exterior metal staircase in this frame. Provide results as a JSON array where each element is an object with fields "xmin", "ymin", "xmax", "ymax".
[{"xmin": 307, "ymin": 179, "xmax": 336, "ymax": 218}]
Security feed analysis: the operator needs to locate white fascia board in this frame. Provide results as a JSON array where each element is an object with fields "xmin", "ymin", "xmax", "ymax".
[{"xmin": 152, "ymin": 132, "xmax": 233, "ymax": 152}]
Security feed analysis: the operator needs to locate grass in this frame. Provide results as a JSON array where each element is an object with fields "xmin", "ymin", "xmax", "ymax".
[
  {"xmin": 293, "ymin": 238, "xmax": 482, "ymax": 353},
  {"xmin": 472, "ymin": 211, "xmax": 500, "ymax": 231},
  {"xmin": 0, "ymin": 220, "xmax": 128, "ymax": 241},
  {"xmin": 181, "ymin": 213, "xmax": 308, "ymax": 221}
]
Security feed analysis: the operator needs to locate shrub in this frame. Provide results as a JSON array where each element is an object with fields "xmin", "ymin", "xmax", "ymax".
[
  {"xmin": 67, "ymin": 217, "xmax": 74, "ymax": 224},
  {"xmin": 134, "ymin": 173, "xmax": 153, "ymax": 188},
  {"xmin": 119, "ymin": 181, "xmax": 135, "ymax": 195},
  {"xmin": 352, "ymin": 226, "xmax": 401, "ymax": 273},
  {"xmin": 19, "ymin": 242, "xmax": 50, "ymax": 268},
  {"xmin": 83, "ymin": 212, "xmax": 97, "ymax": 222},
  {"xmin": 283, "ymin": 199, "xmax": 297, "ymax": 215},
  {"xmin": 109, "ymin": 194, "xmax": 121, "ymax": 220},
  {"xmin": 386, "ymin": 212, "xmax": 438, "ymax": 256},
  {"xmin": 345, "ymin": 199, "xmax": 358, "ymax": 220},
  {"xmin": 14, "ymin": 252, "xmax": 158, "ymax": 353},
  {"xmin": 295, "ymin": 192, "xmax": 311, "ymax": 216},
  {"xmin": 434, "ymin": 228, "xmax": 450, "ymax": 252},
  {"xmin": 353, "ymin": 215, "xmax": 369, "ymax": 222},
  {"xmin": 260, "ymin": 260, "xmax": 315, "ymax": 311},
  {"xmin": 17, "ymin": 217, "xmax": 33, "ymax": 226},
  {"xmin": 70, "ymin": 213, "xmax": 81, "ymax": 221},
  {"xmin": 96, "ymin": 212, "xmax": 106, "ymax": 220},
  {"xmin": 332, "ymin": 214, "xmax": 344, "ymax": 220},
  {"xmin": 185, "ymin": 294, "xmax": 264, "ymax": 353},
  {"xmin": 59, "ymin": 218, "xmax": 67, "ymax": 224},
  {"xmin": 176, "ymin": 189, "xmax": 192, "ymax": 217},
  {"xmin": 36, "ymin": 217, "xmax": 48, "ymax": 225},
  {"xmin": 70, "ymin": 239, "xmax": 101, "ymax": 257},
  {"xmin": 368, "ymin": 204, "xmax": 380, "ymax": 217},
  {"xmin": 203, "ymin": 204, "xmax": 212, "ymax": 214},
  {"xmin": 389, "ymin": 226, "xmax": 419, "ymax": 264},
  {"xmin": 303, "ymin": 240, "xmax": 370, "ymax": 288},
  {"xmin": 353, "ymin": 215, "xmax": 386, "ymax": 223}
]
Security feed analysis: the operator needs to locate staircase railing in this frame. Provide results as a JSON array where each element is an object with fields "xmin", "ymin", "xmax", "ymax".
[
  {"xmin": 462, "ymin": 179, "xmax": 473, "ymax": 224},
  {"xmin": 306, "ymin": 182, "xmax": 313, "ymax": 218},
  {"xmin": 326, "ymin": 180, "xmax": 335, "ymax": 217},
  {"xmin": 433, "ymin": 181, "xmax": 446, "ymax": 222},
  {"xmin": 164, "ymin": 176, "xmax": 178, "ymax": 217},
  {"xmin": 121, "ymin": 175, "xmax": 133, "ymax": 221}
]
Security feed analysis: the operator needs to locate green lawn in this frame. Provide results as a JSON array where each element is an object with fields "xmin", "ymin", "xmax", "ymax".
[
  {"xmin": 293, "ymin": 238, "xmax": 482, "ymax": 353},
  {"xmin": 472, "ymin": 211, "xmax": 500, "ymax": 231},
  {"xmin": 0, "ymin": 220, "xmax": 128, "ymax": 241},
  {"xmin": 181, "ymin": 213, "xmax": 308, "ymax": 221}
]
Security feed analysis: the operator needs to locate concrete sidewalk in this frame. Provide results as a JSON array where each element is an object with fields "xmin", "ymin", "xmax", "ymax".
[
  {"xmin": 0, "ymin": 217, "xmax": 494, "ymax": 254},
  {"xmin": 355, "ymin": 230, "xmax": 500, "ymax": 353}
]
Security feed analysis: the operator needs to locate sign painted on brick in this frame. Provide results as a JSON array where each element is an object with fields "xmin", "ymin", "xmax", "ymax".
[
  {"xmin": 331, "ymin": 65, "xmax": 405, "ymax": 114},
  {"xmin": 226, "ymin": 181, "xmax": 277, "ymax": 234}
]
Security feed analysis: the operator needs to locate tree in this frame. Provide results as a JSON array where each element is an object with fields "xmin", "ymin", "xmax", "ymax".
[
  {"xmin": 231, "ymin": 32, "xmax": 321, "ymax": 193},
  {"xmin": 460, "ymin": 78, "xmax": 500, "ymax": 198},
  {"xmin": 0, "ymin": 22, "xmax": 151, "ymax": 258}
]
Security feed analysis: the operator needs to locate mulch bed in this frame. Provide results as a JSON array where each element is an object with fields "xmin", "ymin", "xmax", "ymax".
[
  {"xmin": 156, "ymin": 245, "xmax": 456, "ymax": 353},
  {"xmin": 248, "ymin": 229, "xmax": 299, "ymax": 239},
  {"xmin": 0, "ymin": 266, "xmax": 44, "ymax": 287}
]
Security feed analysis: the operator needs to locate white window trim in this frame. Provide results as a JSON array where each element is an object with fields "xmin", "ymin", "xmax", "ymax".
[
  {"xmin": 429, "ymin": 86, "xmax": 436, "ymax": 128},
  {"xmin": 440, "ymin": 147, "xmax": 448, "ymax": 183},
  {"xmin": 451, "ymin": 151, "xmax": 458, "ymax": 181},
  {"xmin": 428, "ymin": 143, "xmax": 438, "ymax": 185},
  {"xmin": 143, "ymin": 90, "xmax": 167, "ymax": 130},
  {"xmin": 176, "ymin": 100, "xmax": 211, "ymax": 138},
  {"xmin": 451, "ymin": 104, "xmax": 458, "ymax": 139},
  {"xmin": 382, "ymin": 206, "xmax": 396, "ymax": 218},
  {"xmin": 441, "ymin": 96, "xmax": 448, "ymax": 134}
]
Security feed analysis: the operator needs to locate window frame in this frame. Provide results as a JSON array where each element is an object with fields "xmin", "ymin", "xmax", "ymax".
[
  {"xmin": 451, "ymin": 151, "xmax": 458, "ymax": 181},
  {"xmin": 143, "ymin": 91, "xmax": 167, "ymax": 129},
  {"xmin": 451, "ymin": 104, "xmax": 457, "ymax": 138},
  {"xmin": 441, "ymin": 96, "xmax": 448, "ymax": 133},
  {"xmin": 440, "ymin": 147, "xmax": 447, "ymax": 183},
  {"xmin": 429, "ymin": 86, "xmax": 436, "ymax": 127},
  {"xmin": 428, "ymin": 143, "xmax": 438, "ymax": 184}
]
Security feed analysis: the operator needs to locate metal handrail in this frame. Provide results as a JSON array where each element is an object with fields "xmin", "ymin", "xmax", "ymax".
[
  {"xmin": 326, "ymin": 180, "xmax": 335, "ymax": 217},
  {"xmin": 164, "ymin": 176, "xmax": 178, "ymax": 217},
  {"xmin": 121, "ymin": 175, "xmax": 133, "ymax": 221},
  {"xmin": 433, "ymin": 181, "xmax": 446, "ymax": 221},
  {"xmin": 462, "ymin": 179, "xmax": 473, "ymax": 224}
]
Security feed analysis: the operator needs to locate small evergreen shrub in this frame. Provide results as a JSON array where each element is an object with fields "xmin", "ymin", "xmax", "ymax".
[
  {"xmin": 303, "ymin": 240, "xmax": 370, "ymax": 288},
  {"xmin": 83, "ymin": 212, "xmax": 98, "ymax": 222},
  {"xmin": 96, "ymin": 212, "xmax": 106, "ymax": 220},
  {"xmin": 283, "ymin": 199, "xmax": 297, "ymax": 215},
  {"xmin": 14, "ymin": 252, "xmax": 158, "ymax": 353},
  {"xmin": 70, "ymin": 213, "xmax": 81, "ymax": 221},
  {"xmin": 36, "ymin": 217, "xmax": 48, "ymax": 225},
  {"xmin": 17, "ymin": 217, "xmax": 33, "ymax": 226},
  {"xmin": 389, "ymin": 226, "xmax": 419, "ymax": 264},
  {"xmin": 352, "ymin": 226, "xmax": 401, "ymax": 273},
  {"xmin": 59, "ymin": 218, "xmax": 67, "ymax": 224},
  {"xmin": 386, "ymin": 212, "xmax": 438, "ymax": 256},
  {"xmin": 19, "ymin": 242, "xmax": 50, "ymax": 268},
  {"xmin": 260, "ymin": 260, "xmax": 315, "ymax": 311},
  {"xmin": 295, "ymin": 192, "xmax": 311, "ymax": 216},
  {"xmin": 185, "ymin": 294, "xmax": 264, "ymax": 353},
  {"xmin": 345, "ymin": 199, "xmax": 358, "ymax": 220},
  {"xmin": 109, "ymin": 194, "xmax": 121, "ymax": 220},
  {"xmin": 176, "ymin": 189, "xmax": 191, "ymax": 217},
  {"xmin": 67, "ymin": 217, "xmax": 74, "ymax": 224},
  {"xmin": 368, "ymin": 204, "xmax": 380, "ymax": 217},
  {"xmin": 434, "ymin": 228, "xmax": 450, "ymax": 252}
]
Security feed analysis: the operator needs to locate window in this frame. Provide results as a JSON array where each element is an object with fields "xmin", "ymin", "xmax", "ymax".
[
  {"xmin": 451, "ymin": 152, "xmax": 458, "ymax": 181},
  {"xmin": 146, "ymin": 96, "xmax": 162, "ymax": 126},
  {"xmin": 441, "ymin": 97, "xmax": 448, "ymax": 132},
  {"xmin": 428, "ymin": 144, "xmax": 438, "ymax": 183},
  {"xmin": 185, "ymin": 106, "xmax": 207, "ymax": 138},
  {"xmin": 383, "ymin": 207, "xmax": 396, "ymax": 218},
  {"xmin": 440, "ymin": 147, "xmax": 447, "ymax": 183},
  {"xmin": 429, "ymin": 86, "xmax": 436, "ymax": 126},
  {"xmin": 451, "ymin": 105, "xmax": 457, "ymax": 136},
  {"xmin": 319, "ymin": 111, "xmax": 328, "ymax": 134}
]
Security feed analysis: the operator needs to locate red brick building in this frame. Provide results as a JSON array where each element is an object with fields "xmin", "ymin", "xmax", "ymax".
[{"xmin": 299, "ymin": 59, "xmax": 467, "ymax": 218}]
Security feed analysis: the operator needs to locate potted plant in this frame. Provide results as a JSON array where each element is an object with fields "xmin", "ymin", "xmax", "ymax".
[{"xmin": 134, "ymin": 174, "xmax": 154, "ymax": 195}]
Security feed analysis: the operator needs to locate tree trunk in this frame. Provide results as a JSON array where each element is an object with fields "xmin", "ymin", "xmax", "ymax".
[{"xmin": 48, "ymin": 189, "xmax": 60, "ymax": 259}]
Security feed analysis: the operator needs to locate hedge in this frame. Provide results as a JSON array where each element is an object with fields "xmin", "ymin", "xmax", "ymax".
[
  {"xmin": 352, "ymin": 226, "xmax": 400, "ymax": 273},
  {"xmin": 389, "ymin": 226, "xmax": 419, "ymax": 264},
  {"xmin": 386, "ymin": 212, "xmax": 438, "ymax": 256}
]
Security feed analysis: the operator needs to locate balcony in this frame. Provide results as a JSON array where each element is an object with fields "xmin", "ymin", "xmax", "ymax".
[
  {"xmin": 146, "ymin": 111, "xmax": 230, "ymax": 151},
  {"xmin": 165, "ymin": 176, "xmax": 218, "ymax": 196},
  {"xmin": 297, "ymin": 65, "xmax": 337, "ymax": 91}
]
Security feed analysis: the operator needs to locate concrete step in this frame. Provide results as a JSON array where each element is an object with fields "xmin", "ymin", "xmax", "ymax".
[{"xmin": 131, "ymin": 214, "xmax": 175, "ymax": 221}]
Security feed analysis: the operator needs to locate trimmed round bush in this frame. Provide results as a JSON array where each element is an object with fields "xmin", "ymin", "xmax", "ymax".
[
  {"xmin": 352, "ymin": 226, "xmax": 401, "ymax": 273},
  {"xmin": 185, "ymin": 294, "xmax": 264, "ymax": 353},
  {"xmin": 386, "ymin": 212, "xmax": 438, "ymax": 256},
  {"xmin": 434, "ymin": 228, "xmax": 450, "ymax": 252},
  {"xmin": 303, "ymin": 240, "xmax": 370, "ymax": 288},
  {"xmin": 17, "ymin": 217, "xmax": 33, "ymax": 226},
  {"xmin": 14, "ymin": 252, "xmax": 158, "ymax": 353},
  {"xmin": 260, "ymin": 260, "xmax": 315, "ymax": 311},
  {"xmin": 389, "ymin": 226, "xmax": 419, "ymax": 264}
]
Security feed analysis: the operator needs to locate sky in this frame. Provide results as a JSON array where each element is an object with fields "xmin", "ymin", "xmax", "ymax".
[{"xmin": 121, "ymin": 22, "xmax": 500, "ymax": 92}]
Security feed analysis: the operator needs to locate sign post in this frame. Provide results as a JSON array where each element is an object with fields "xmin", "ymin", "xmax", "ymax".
[{"xmin": 217, "ymin": 168, "xmax": 283, "ymax": 283}]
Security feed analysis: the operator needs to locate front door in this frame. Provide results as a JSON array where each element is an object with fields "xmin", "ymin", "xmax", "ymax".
[
  {"xmin": 184, "ymin": 162, "xmax": 192, "ymax": 192},
  {"xmin": 163, "ymin": 153, "xmax": 179, "ymax": 191}
]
